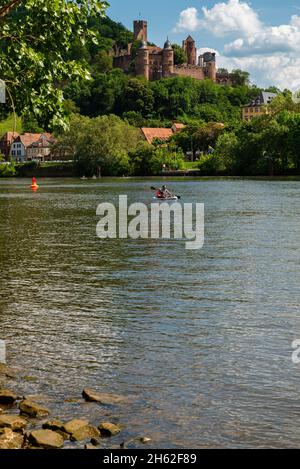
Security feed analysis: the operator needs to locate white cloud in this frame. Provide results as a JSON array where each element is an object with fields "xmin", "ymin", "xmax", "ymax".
[
  {"xmin": 173, "ymin": 7, "xmax": 200, "ymax": 32},
  {"xmin": 174, "ymin": 1, "xmax": 300, "ymax": 90},
  {"xmin": 224, "ymin": 18, "xmax": 300, "ymax": 56},
  {"xmin": 201, "ymin": 0, "xmax": 262, "ymax": 37}
]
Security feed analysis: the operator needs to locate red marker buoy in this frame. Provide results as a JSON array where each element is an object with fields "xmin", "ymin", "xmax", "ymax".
[{"xmin": 31, "ymin": 177, "xmax": 39, "ymax": 191}]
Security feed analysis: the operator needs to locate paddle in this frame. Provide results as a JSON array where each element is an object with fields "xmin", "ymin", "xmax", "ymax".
[{"xmin": 151, "ymin": 187, "xmax": 181, "ymax": 200}]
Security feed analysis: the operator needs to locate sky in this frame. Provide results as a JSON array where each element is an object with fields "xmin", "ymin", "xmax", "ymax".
[{"xmin": 107, "ymin": 0, "xmax": 300, "ymax": 90}]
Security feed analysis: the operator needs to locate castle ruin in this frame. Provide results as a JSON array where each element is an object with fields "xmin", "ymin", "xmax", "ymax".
[{"xmin": 113, "ymin": 20, "xmax": 233, "ymax": 84}]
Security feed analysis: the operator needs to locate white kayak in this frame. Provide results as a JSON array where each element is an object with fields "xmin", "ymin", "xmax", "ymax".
[{"xmin": 153, "ymin": 196, "xmax": 179, "ymax": 201}]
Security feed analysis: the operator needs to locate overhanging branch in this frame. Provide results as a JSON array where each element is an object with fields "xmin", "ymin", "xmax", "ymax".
[{"xmin": 0, "ymin": 0, "xmax": 22, "ymax": 19}]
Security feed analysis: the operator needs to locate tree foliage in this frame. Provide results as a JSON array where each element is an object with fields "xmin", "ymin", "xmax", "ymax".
[{"xmin": 0, "ymin": 0, "xmax": 108, "ymax": 130}]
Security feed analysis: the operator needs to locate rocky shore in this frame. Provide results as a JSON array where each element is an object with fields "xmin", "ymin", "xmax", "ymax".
[{"xmin": 0, "ymin": 366, "xmax": 151, "ymax": 450}]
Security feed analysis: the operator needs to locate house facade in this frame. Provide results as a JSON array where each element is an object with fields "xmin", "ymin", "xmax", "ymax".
[
  {"xmin": 10, "ymin": 133, "xmax": 53, "ymax": 162},
  {"xmin": 241, "ymin": 92, "xmax": 277, "ymax": 121},
  {"xmin": 26, "ymin": 134, "xmax": 53, "ymax": 162},
  {"xmin": 0, "ymin": 132, "xmax": 19, "ymax": 160}
]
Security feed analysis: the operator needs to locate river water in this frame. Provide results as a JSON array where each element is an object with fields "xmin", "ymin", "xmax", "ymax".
[{"xmin": 1, "ymin": 177, "xmax": 300, "ymax": 448}]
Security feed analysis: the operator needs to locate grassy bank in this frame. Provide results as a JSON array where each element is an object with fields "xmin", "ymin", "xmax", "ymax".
[{"xmin": 0, "ymin": 115, "xmax": 23, "ymax": 136}]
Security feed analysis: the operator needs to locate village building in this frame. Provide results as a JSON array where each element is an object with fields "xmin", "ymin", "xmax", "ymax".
[
  {"xmin": 0, "ymin": 132, "xmax": 19, "ymax": 160},
  {"xmin": 26, "ymin": 134, "xmax": 54, "ymax": 162},
  {"xmin": 241, "ymin": 92, "xmax": 277, "ymax": 121},
  {"xmin": 141, "ymin": 122, "xmax": 186, "ymax": 144},
  {"xmin": 10, "ymin": 132, "xmax": 53, "ymax": 162}
]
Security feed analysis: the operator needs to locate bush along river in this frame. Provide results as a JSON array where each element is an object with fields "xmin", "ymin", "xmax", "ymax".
[{"xmin": 1, "ymin": 177, "xmax": 300, "ymax": 449}]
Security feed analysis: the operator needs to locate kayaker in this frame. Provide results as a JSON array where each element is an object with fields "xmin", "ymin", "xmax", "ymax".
[{"xmin": 157, "ymin": 185, "xmax": 172, "ymax": 199}]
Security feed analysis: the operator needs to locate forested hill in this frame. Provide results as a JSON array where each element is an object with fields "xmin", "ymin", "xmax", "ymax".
[{"xmin": 63, "ymin": 15, "xmax": 265, "ymax": 128}]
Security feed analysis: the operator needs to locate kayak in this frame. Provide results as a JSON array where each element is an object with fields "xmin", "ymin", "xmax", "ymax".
[{"xmin": 153, "ymin": 196, "xmax": 179, "ymax": 201}]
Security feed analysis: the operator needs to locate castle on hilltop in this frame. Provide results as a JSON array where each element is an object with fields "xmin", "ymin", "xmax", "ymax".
[{"xmin": 113, "ymin": 20, "xmax": 234, "ymax": 84}]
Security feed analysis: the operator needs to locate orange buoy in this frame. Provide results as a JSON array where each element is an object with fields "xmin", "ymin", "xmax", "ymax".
[{"xmin": 31, "ymin": 177, "xmax": 39, "ymax": 191}]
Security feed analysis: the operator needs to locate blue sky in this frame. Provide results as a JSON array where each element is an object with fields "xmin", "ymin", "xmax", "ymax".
[{"xmin": 107, "ymin": 0, "xmax": 300, "ymax": 90}]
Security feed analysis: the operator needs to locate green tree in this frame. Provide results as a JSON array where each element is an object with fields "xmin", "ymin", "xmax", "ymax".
[
  {"xmin": 172, "ymin": 44, "xmax": 187, "ymax": 65},
  {"xmin": 0, "ymin": 0, "xmax": 108, "ymax": 130},
  {"xmin": 117, "ymin": 78, "xmax": 154, "ymax": 116},
  {"xmin": 230, "ymin": 69, "xmax": 250, "ymax": 86},
  {"xmin": 56, "ymin": 114, "xmax": 141, "ymax": 176}
]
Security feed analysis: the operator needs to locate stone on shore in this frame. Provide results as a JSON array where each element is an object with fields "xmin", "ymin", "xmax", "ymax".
[
  {"xmin": 91, "ymin": 437, "xmax": 102, "ymax": 447},
  {"xmin": 85, "ymin": 443, "xmax": 98, "ymax": 450},
  {"xmin": 0, "ymin": 365, "xmax": 19, "ymax": 380},
  {"xmin": 0, "ymin": 428, "xmax": 24, "ymax": 449},
  {"xmin": 70, "ymin": 425, "xmax": 100, "ymax": 442},
  {"xmin": 63, "ymin": 419, "xmax": 89, "ymax": 435},
  {"xmin": 0, "ymin": 389, "xmax": 17, "ymax": 405},
  {"xmin": 140, "ymin": 437, "xmax": 152, "ymax": 444},
  {"xmin": 42, "ymin": 420, "xmax": 69, "ymax": 439},
  {"xmin": 82, "ymin": 389, "xmax": 125, "ymax": 405},
  {"xmin": 29, "ymin": 430, "xmax": 64, "ymax": 449},
  {"xmin": 0, "ymin": 414, "xmax": 27, "ymax": 432},
  {"xmin": 98, "ymin": 422, "xmax": 122, "ymax": 437},
  {"xmin": 42, "ymin": 419, "xmax": 64, "ymax": 432},
  {"xmin": 19, "ymin": 400, "xmax": 50, "ymax": 418}
]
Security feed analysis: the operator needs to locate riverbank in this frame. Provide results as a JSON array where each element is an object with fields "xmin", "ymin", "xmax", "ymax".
[
  {"xmin": 0, "ymin": 365, "xmax": 150, "ymax": 450},
  {"xmin": 2, "ymin": 165, "xmax": 300, "ymax": 179}
]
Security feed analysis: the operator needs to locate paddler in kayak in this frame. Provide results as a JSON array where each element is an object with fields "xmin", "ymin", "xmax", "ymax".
[{"xmin": 157, "ymin": 185, "xmax": 173, "ymax": 199}]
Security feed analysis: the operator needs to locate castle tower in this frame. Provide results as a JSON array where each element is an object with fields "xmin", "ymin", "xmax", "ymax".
[
  {"xmin": 135, "ymin": 41, "xmax": 149, "ymax": 80},
  {"xmin": 183, "ymin": 36, "xmax": 197, "ymax": 66},
  {"xmin": 134, "ymin": 20, "xmax": 148, "ymax": 43},
  {"xmin": 162, "ymin": 39, "xmax": 174, "ymax": 77},
  {"xmin": 207, "ymin": 61, "xmax": 217, "ymax": 82},
  {"xmin": 201, "ymin": 52, "xmax": 217, "ymax": 82}
]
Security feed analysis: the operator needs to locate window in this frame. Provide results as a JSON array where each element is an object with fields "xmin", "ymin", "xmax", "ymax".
[{"xmin": 17, "ymin": 150, "xmax": 21, "ymax": 156}]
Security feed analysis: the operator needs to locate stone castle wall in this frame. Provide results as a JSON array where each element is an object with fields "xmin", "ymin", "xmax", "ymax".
[
  {"xmin": 113, "ymin": 55, "xmax": 132, "ymax": 72},
  {"xmin": 174, "ymin": 65, "xmax": 205, "ymax": 80}
]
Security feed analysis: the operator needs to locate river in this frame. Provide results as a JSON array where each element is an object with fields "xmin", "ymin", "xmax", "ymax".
[{"xmin": 0, "ymin": 177, "xmax": 300, "ymax": 448}]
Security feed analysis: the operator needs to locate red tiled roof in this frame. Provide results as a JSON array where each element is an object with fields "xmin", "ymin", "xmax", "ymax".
[
  {"xmin": 14, "ymin": 133, "xmax": 53, "ymax": 148},
  {"xmin": 172, "ymin": 123, "xmax": 186, "ymax": 131},
  {"xmin": 141, "ymin": 128, "xmax": 173, "ymax": 144},
  {"xmin": 0, "ymin": 131, "xmax": 19, "ymax": 142}
]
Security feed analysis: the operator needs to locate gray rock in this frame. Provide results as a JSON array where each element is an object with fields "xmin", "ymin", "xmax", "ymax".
[
  {"xmin": 98, "ymin": 422, "xmax": 122, "ymax": 437},
  {"xmin": 70, "ymin": 425, "xmax": 100, "ymax": 442},
  {"xmin": 82, "ymin": 388, "xmax": 124, "ymax": 405},
  {"xmin": 29, "ymin": 429, "xmax": 64, "ymax": 449},
  {"xmin": 63, "ymin": 419, "xmax": 89, "ymax": 435},
  {"xmin": 0, "ymin": 428, "xmax": 24, "ymax": 449},
  {"xmin": 0, "ymin": 414, "xmax": 27, "ymax": 431},
  {"xmin": 19, "ymin": 399, "xmax": 50, "ymax": 418},
  {"xmin": 0, "ymin": 389, "xmax": 17, "ymax": 405}
]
